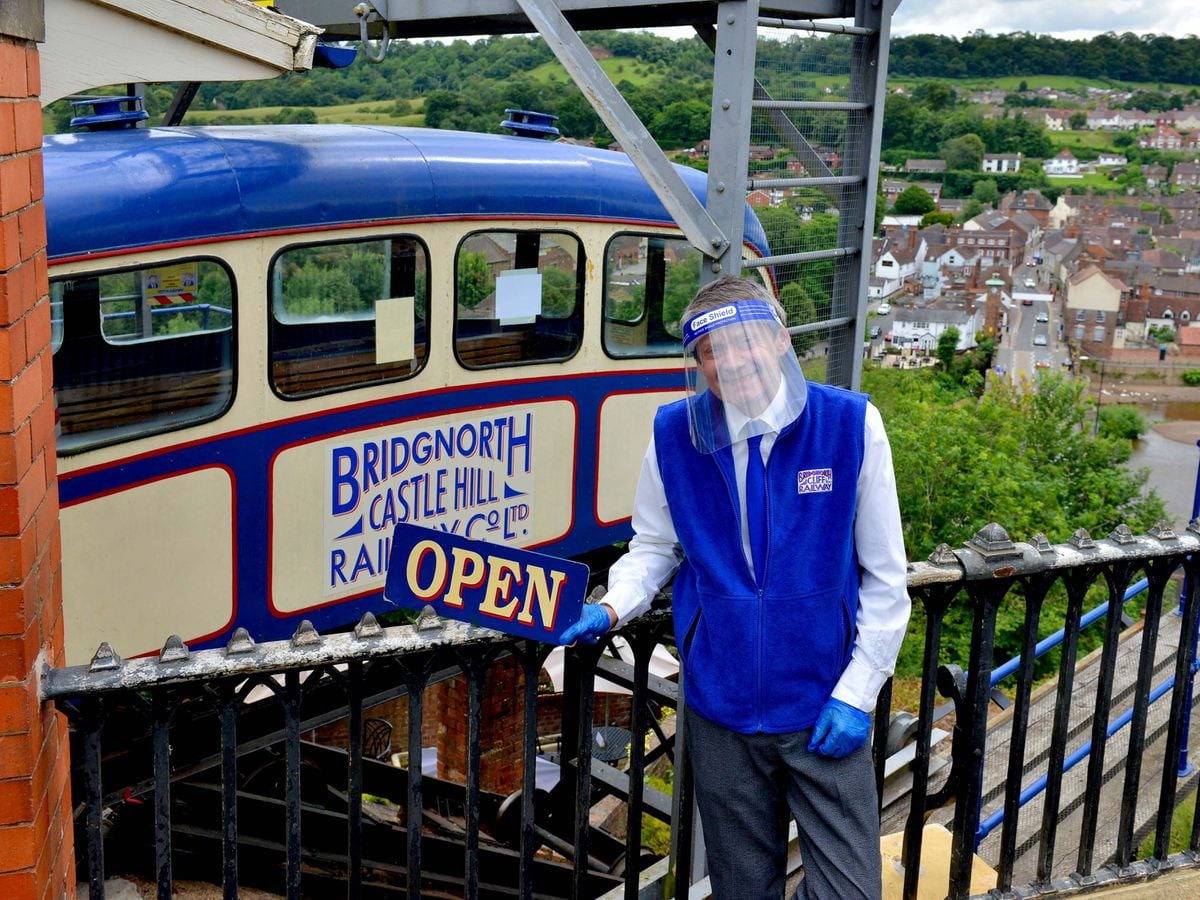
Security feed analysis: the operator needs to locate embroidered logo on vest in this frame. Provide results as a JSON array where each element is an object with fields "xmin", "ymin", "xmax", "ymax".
[{"xmin": 796, "ymin": 468, "xmax": 833, "ymax": 494}]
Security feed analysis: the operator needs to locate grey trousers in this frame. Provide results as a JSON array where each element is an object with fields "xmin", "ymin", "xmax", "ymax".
[{"xmin": 684, "ymin": 706, "xmax": 882, "ymax": 900}]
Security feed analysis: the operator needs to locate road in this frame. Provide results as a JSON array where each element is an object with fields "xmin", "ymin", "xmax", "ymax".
[{"xmin": 995, "ymin": 253, "xmax": 1067, "ymax": 381}]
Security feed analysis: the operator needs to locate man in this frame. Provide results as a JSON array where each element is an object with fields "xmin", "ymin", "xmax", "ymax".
[{"xmin": 561, "ymin": 275, "xmax": 909, "ymax": 898}]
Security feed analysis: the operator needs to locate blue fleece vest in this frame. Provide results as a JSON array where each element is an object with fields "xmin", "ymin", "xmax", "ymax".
[{"xmin": 655, "ymin": 382, "xmax": 867, "ymax": 733}]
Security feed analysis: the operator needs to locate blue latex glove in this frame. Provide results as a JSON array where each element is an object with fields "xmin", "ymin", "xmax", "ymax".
[
  {"xmin": 807, "ymin": 698, "xmax": 871, "ymax": 758},
  {"xmin": 559, "ymin": 604, "xmax": 613, "ymax": 646}
]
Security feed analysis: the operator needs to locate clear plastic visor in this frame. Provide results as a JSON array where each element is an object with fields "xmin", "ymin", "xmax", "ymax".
[{"xmin": 682, "ymin": 300, "xmax": 807, "ymax": 454}]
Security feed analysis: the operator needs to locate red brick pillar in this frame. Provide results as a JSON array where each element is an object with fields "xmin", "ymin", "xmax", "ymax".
[
  {"xmin": 0, "ymin": 9, "xmax": 75, "ymax": 896},
  {"xmin": 436, "ymin": 656, "xmax": 526, "ymax": 795}
]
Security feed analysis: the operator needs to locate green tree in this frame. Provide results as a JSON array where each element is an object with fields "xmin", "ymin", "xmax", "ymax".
[
  {"xmin": 1097, "ymin": 405, "xmax": 1149, "ymax": 441},
  {"xmin": 941, "ymin": 133, "xmax": 985, "ymax": 171},
  {"xmin": 281, "ymin": 261, "xmax": 358, "ymax": 317},
  {"xmin": 540, "ymin": 266, "xmax": 576, "ymax": 316},
  {"xmin": 779, "ymin": 282, "xmax": 816, "ymax": 354},
  {"xmin": 892, "ymin": 185, "xmax": 936, "ymax": 215},
  {"xmin": 957, "ymin": 198, "xmax": 985, "ymax": 223},
  {"xmin": 972, "ymin": 178, "xmax": 1000, "ymax": 206},
  {"xmin": 935, "ymin": 326, "xmax": 960, "ymax": 372},
  {"xmin": 648, "ymin": 99, "xmax": 710, "ymax": 148},
  {"xmin": 344, "ymin": 250, "xmax": 386, "ymax": 307},
  {"xmin": 920, "ymin": 211, "xmax": 955, "ymax": 228},
  {"xmin": 866, "ymin": 368, "xmax": 1166, "ymax": 680},
  {"xmin": 456, "ymin": 251, "xmax": 491, "ymax": 310},
  {"xmin": 1068, "ymin": 111, "xmax": 1088, "ymax": 130},
  {"xmin": 911, "ymin": 82, "xmax": 956, "ymax": 111}
]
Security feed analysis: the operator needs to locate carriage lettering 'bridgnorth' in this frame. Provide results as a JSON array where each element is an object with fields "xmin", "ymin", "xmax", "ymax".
[
  {"xmin": 330, "ymin": 414, "xmax": 534, "ymax": 515},
  {"xmin": 327, "ymin": 413, "xmax": 537, "ymax": 590}
]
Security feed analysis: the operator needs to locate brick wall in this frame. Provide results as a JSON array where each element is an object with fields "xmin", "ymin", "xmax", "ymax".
[{"xmin": 0, "ymin": 30, "xmax": 74, "ymax": 898}]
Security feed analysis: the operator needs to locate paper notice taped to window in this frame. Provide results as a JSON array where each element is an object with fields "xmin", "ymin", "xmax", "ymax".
[
  {"xmin": 497, "ymin": 268, "xmax": 542, "ymax": 325},
  {"xmin": 376, "ymin": 296, "xmax": 415, "ymax": 364}
]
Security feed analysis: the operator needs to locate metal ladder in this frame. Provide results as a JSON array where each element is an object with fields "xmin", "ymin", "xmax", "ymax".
[{"xmin": 275, "ymin": 0, "xmax": 899, "ymax": 391}]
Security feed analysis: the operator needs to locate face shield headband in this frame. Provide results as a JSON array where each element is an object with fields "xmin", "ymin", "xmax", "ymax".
[
  {"xmin": 681, "ymin": 297, "xmax": 807, "ymax": 454},
  {"xmin": 682, "ymin": 299, "xmax": 782, "ymax": 352}
]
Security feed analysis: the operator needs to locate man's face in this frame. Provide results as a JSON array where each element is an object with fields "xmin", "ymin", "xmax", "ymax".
[{"xmin": 693, "ymin": 320, "xmax": 791, "ymax": 417}]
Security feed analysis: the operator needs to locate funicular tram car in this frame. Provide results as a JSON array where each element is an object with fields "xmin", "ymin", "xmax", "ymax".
[{"xmin": 46, "ymin": 124, "xmax": 772, "ymax": 663}]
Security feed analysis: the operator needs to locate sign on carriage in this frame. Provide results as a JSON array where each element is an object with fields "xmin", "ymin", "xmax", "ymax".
[
  {"xmin": 383, "ymin": 523, "xmax": 588, "ymax": 642},
  {"xmin": 141, "ymin": 262, "xmax": 199, "ymax": 305}
]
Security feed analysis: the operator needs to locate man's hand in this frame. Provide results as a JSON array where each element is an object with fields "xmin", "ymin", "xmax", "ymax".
[
  {"xmin": 807, "ymin": 698, "xmax": 871, "ymax": 758},
  {"xmin": 559, "ymin": 604, "xmax": 615, "ymax": 646}
]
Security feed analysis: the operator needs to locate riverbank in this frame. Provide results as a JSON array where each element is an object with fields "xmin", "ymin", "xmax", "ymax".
[
  {"xmin": 1091, "ymin": 383, "xmax": 1200, "ymax": 406},
  {"xmin": 1154, "ymin": 420, "xmax": 1200, "ymax": 444}
]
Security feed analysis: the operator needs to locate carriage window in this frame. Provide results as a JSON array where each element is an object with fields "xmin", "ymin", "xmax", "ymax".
[
  {"xmin": 269, "ymin": 236, "xmax": 429, "ymax": 398},
  {"xmin": 602, "ymin": 234, "xmax": 702, "ymax": 358},
  {"xmin": 453, "ymin": 230, "xmax": 583, "ymax": 368},
  {"xmin": 49, "ymin": 258, "xmax": 235, "ymax": 454}
]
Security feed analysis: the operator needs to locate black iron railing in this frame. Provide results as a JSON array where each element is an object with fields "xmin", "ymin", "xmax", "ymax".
[{"xmin": 42, "ymin": 521, "xmax": 1200, "ymax": 899}]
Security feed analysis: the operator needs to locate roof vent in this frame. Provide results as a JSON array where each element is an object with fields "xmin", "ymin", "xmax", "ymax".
[
  {"xmin": 69, "ymin": 95, "xmax": 149, "ymax": 131},
  {"xmin": 500, "ymin": 109, "xmax": 560, "ymax": 139}
]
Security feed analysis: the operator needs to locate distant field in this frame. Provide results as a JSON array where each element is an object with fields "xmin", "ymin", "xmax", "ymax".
[
  {"xmin": 183, "ymin": 100, "xmax": 425, "ymax": 127},
  {"xmin": 526, "ymin": 54, "xmax": 661, "ymax": 88},
  {"xmin": 1054, "ymin": 129, "xmax": 1120, "ymax": 149},
  {"xmin": 1045, "ymin": 173, "xmax": 1121, "ymax": 191}
]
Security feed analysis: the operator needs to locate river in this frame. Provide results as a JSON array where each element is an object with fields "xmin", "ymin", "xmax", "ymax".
[{"xmin": 1126, "ymin": 401, "xmax": 1200, "ymax": 528}]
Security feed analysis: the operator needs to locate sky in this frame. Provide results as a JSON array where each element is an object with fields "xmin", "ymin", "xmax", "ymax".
[{"xmin": 889, "ymin": 0, "xmax": 1195, "ymax": 40}]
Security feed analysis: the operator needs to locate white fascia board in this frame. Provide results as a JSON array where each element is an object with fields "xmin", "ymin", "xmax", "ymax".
[{"xmin": 41, "ymin": 0, "xmax": 321, "ymax": 105}]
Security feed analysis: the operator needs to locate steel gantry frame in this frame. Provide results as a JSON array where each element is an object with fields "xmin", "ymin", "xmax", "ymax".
[{"xmin": 275, "ymin": 0, "xmax": 900, "ymax": 390}]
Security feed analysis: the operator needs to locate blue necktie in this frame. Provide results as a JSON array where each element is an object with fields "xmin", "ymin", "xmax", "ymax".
[{"xmin": 745, "ymin": 433, "xmax": 767, "ymax": 581}]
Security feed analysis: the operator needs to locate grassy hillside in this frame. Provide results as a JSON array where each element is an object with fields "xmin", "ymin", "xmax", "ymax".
[{"xmin": 181, "ymin": 99, "xmax": 426, "ymax": 127}]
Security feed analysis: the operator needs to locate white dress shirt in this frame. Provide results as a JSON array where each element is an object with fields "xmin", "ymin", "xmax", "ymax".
[{"xmin": 603, "ymin": 397, "xmax": 911, "ymax": 714}]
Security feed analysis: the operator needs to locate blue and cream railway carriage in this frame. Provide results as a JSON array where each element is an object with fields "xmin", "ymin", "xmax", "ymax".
[{"xmin": 46, "ymin": 124, "xmax": 770, "ymax": 663}]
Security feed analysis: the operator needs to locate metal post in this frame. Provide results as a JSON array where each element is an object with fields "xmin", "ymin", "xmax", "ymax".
[
  {"xmin": 699, "ymin": 0, "xmax": 760, "ymax": 284},
  {"xmin": 1091, "ymin": 359, "xmax": 1106, "ymax": 436},
  {"xmin": 1175, "ymin": 439, "xmax": 1200, "ymax": 777}
]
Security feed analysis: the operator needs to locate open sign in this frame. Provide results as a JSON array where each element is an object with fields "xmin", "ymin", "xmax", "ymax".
[{"xmin": 384, "ymin": 523, "xmax": 588, "ymax": 642}]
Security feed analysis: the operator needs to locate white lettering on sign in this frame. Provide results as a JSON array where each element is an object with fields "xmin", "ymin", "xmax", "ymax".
[{"xmin": 325, "ymin": 413, "xmax": 535, "ymax": 592}]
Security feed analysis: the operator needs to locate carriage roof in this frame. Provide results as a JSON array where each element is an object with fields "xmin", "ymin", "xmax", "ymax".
[{"xmin": 42, "ymin": 124, "xmax": 770, "ymax": 261}]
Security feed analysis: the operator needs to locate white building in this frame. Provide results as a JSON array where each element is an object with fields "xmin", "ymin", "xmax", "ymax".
[
  {"xmin": 982, "ymin": 153, "xmax": 1022, "ymax": 174},
  {"xmin": 891, "ymin": 305, "xmax": 983, "ymax": 352},
  {"xmin": 1043, "ymin": 148, "xmax": 1080, "ymax": 176}
]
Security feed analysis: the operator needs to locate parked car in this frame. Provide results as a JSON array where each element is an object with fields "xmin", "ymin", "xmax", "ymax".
[
  {"xmin": 869, "ymin": 325, "xmax": 882, "ymax": 339},
  {"xmin": 877, "ymin": 302, "xmax": 891, "ymax": 315}
]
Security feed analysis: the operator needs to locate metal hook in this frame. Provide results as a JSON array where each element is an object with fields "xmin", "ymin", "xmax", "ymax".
[{"xmin": 354, "ymin": 2, "xmax": 391, "ymax": 64}]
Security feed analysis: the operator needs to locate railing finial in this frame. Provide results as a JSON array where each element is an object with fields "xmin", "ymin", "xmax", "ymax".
[
  {"xmin": 1107, "ymin": 524, "xmax": 1136, "ymax": 545},
  {"xmin": 1148, "ymin": 521, "xmax": 1177, "ymax": 542},
  {"xmin": 928, "ymin": 543, "xmax": 957, "ymax": 566},
  {"xmin": 225, "ymin": 627, "xmax": 256, "ymax": 656},
  {"xmin": 415, "ymin": 606, "xmax": 443, "ymax": 631},
  {"xmin": 88, "ymin": 641, "xmax": 122, "ymax": 673},
  {"xmin": 1069, "ymin": 528, "xmax": 1096, "ymax": 550},
  {"xmin": 355, "ymin": 611, "xmax": 384, "ymax": 639},
  {"xmin": 291, "ymin": 620, "xmax": 322, "ymax": 648},
  {"xmin": 158, "ymin": 634, "xmax": 190, "ymax": 664},
  {"xmin": 966, "ymin": 522, "xmax": 1018, "ymax": 559},
  {"xmin": 1029, "ymin": 533, "xmax": 1053, "ymax": 552}
]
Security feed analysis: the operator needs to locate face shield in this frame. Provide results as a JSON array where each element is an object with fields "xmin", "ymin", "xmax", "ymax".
[{"xmin": 681, "ymin": 298, "xmax": 807, "ymax": 454}]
